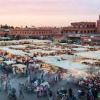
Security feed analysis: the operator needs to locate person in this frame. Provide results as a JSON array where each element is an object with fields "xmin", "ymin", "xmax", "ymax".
[
  {"xmin": 68, "ymin": 87, "xmax": 73, "ymax": 99},
  {"xmin": 19, "ymin": 85, "xmax": 24, "ymax": 98},
  {"xmin": 93, "ymin": 88, "xmax": 97, "ymax": 100},
  {"xmin": 66, "ymin": 77, "xmax": 70, "ymax": 84},
  {"xmin": 72, "ymin": 94, "xmax": 77, "ymax": 100},
  {"xmin": 0, "ymin": 78, "xmax": 2, "ymax": 91},
  {"xmin": 3, "ymin": 80, "xmax": 7, "ymax": 91},
  {"xmin": 87, "ymin": 92, "xmax": 90, "ymax": 100},
  {"xmin": 61, "ymin": 87, "xmax": 64, "ymax": 94},
  {"xmin": 48, "ymin": 90, "xmax": 53, "ymax": 100},
  {"xmin": 37, "ymin": 90, "xmax": 40, "ymax": 100},
  {"xmin": 27, "ymin": 75, "xmax": 31, "ymax": 84},
  {"xmin": 97, "ymin": 91, "xmax": 100, "ymax": 99},
  {"xmin": 56, "ymin": 91, "xmax": 59, "ymax": 100},
  {"xmin": 8, "ymin": 88, "xmax": 17, "ymax": 100},
  {"xmin": 12, "ymin": 67, "xmax": 16, "ymax": 77},
  {"xmin": 88, "ymin": 88, "xmax": 94, "ymax": 100}
]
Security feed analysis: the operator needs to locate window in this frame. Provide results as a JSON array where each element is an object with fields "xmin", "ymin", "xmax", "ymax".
[
  {"xmin": 84, "ymin": 30, "xmax": 86, "ymax": 33},
  {"xmin": 88, "ymin": 30, "xmax": 89, "ymax": 33}
]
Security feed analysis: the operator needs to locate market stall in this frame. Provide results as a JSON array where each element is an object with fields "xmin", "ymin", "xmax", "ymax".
[{"xmin": 75, "ymin": 51, "xmax": 100, "ymax": 60}]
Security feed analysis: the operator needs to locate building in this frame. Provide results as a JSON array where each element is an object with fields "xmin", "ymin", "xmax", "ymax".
[
  {"xmin": 61, "ymin": 22, "xmax": 97, "ymax": 34},
  {"xmin": 0, "ymin": 29, "xmax": 3, "ymax": 35},
  {"xmin": 81, "ymin": 37, "xmax": 100, "ymax": 45},
  {"xmin": 0, "ymin": 15, "xmax": 99, "ymax": 43},
  {"xmin": 9, "ymin": 27, "xmax": 59, "ymax": 38},
  {"xmin": 59, "ymin": 15, "xmax": 100, "ymax": 44}
]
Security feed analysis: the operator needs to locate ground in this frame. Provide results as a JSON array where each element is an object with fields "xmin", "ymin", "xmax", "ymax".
[{"xmin": 0, "ymin": 70, "xmax": 87, "ymax": 100}]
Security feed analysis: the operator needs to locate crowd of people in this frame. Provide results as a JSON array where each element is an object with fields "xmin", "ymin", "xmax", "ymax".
[
  {"xmin": 0, "ymin": 55, "xmax": 100, "ymax": 100},
  {"xmin": 0, "ymin": 74, "xmax": 11, "ymax": 93}
]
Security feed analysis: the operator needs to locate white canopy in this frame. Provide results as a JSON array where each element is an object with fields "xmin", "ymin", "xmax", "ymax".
[
  {"xmin": 32, "ymin": 39, "xmax": 52, "ymax": 43},
  {"xmin": 45, "ymin": 60, "xmax": 88, "ymax": 70},
  {"xmin": 37, "ymin": 50, "xmax": 55, "ymax": 54},
  {"xmin": 36, "ymin": 56, "xmax": 89, "ymax": 70},
  {"xmin": 52, "ymin": 47, "xmax": 70, "ymax": 51},
  {"xmin": 8, "ymin": 45, "xmax": 26, "ymax": 49},
  {"xmin": 36, "ymin": 56, "xmax": 61, "ymax": 62},
  {"xmin": 75, "ymin": 51, "xmax": 100, "ymax": 60},
  {"xmin": 12, "ymin": 64, "xmax": 26, "ymax": 69},
  {"xmin": 0, "ymin": 57, "xmax": 4, "ymax": 61},
  {"xmin": 80, "ymin": 60, "xmax": 99, "ymax": 64},
  {"xmin": 60, "ymin": 54, "xmax": 75, "ymax": 60},
  {"xmin": 0, "ymin": 47, "xmax": 28, "ymax": 56},
  {"xmin": 29, "ymin": 49, "xmax": 42, "ymax": 53},
  {"xmin": 72, "ymin": 48, "xmax": 87, "ymax": 52},
  {"xmin": 3, "ymin": 60, "xmax": 16, "ymax": 65},
  {"xmin": 36, "ymin": 54, "xmax": 76, "ymax": 61}
]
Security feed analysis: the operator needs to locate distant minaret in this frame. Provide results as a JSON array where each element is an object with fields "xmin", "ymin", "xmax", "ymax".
[
  {"xmin": 99, "ymin": 15, "xmax": 100, "ymax": 20},
  {"xmin": 97, "ymin": 15, "xmax": 100, "ymax": 33}
]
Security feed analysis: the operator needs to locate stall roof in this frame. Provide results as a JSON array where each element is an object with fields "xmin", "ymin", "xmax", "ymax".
[
  {"xmin": 12, "ymin": 64, "xmax": 26, "ymax": 69},
  {"xmin": 36, "ymin": 56, "xmax": 88, "ymax": 70},
  {"xmin": 60, "ymin": 54, "xmax": 75, "ymax": 60},
  {"xmin": 36, "ymin": 54, "xmax": 76, "ymax": 61},
  {"xmin": 80, "ymin": 60, "xmax": 99, "ymax": 64},
  {"xmin": 29, "ymin": 49, "xmax": 56, "ymax": 53},
  {"xmin": 36, "ymin": 56, "xmax": 61, "ymax": 62},
  {"xmin": 0, "ymin": 47, "xmax": 28, "ymax": 56},
  {"xmin": 0, "ymin": 57, "xmax": 4, "ymax": 61},
  {"xmin": 3, "ymin": 60, "xmax": 16, "ymax": 65},
  {"xmin": 44, "ymin": 60, "xmax": 88, "ymax": 70},
  {"xmin": 7, "ymin": 45, "xmax": 26, "ymax": 48},
  {"xmin": 72, "ymin": 48, "xmax": 87, "ymax": 51},
  {"xmin": 52, "ymin": 47, "xmax": 70, "ymax": 50},
  {"xmin": 29, "ymin": 49, "xmax": 42, "ymax": 53},
  {"xmin": 75, "ymin": 51, "xmax": 100, "ymax": 60},
  {"xmin": 32, "ymin": 39, "xmax": 52, "ymax": 43}
]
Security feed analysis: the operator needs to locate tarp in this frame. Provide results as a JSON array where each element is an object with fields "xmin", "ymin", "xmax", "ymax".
[
  {"xmin": 12, "ymin": 64, "xmax": 26, "ymax": 69},
  {"xmin": 75, "ymin": 51, "xmax": 100, "ymax": 60},
  {"xmin": 80, "ymin": 60, "xmax": 99, "ymax": 64},
  {"xmin": 72, "ymin": 48, "xmax": 87, "ymax": 52},
  {"xmin": 3, "ymin": 60, "xmax": 16, "ymax": 65},
  {"xmin": 36, "ymin": 56, "xmax": 89, "ymax": 70}
]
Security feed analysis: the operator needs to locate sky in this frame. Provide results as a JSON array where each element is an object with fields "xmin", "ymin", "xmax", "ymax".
[{"xmin": 0, "ymin": 0, "xmax": 100, "ymax": 27}]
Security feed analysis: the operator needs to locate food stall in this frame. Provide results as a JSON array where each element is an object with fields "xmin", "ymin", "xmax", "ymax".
[{"xmin": 12, "ymin": 64, "xmax": 26, "ymax": 73}]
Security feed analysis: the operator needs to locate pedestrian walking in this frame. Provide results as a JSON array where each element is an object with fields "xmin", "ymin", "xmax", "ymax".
[
  {"xmin": 68, "ymin": 87, "xmax": 73, "ymax": 99},
  {"xmin": 37, "ymin": 90, "xmax": 40, "ymax": 100},
  {"xmin": 72, "ymin": 94, "xmax": 77, "ymax": 100},
  {"xmin": 48, "ymin": 90, "xmax": 53, "ymax": 100},
  {"xmin": 19, "ymin": 85, "xmax": 24, "ymax": 98}
]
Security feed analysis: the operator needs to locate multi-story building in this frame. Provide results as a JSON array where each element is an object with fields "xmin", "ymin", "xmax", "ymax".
[
  {"xmin": 58, "ymin": 15, "xmax": 100, "ymax": 44},
  {"xmin": 9, "ymin": 27, "xmax": 58, "ymax": 37},
  {"xmin": 0, "ymin": 15, "xmax": 99, "ymax": 44},
  {"xmin": 61, "ymin": 22, "xmax": 97, "ymax": 34}
]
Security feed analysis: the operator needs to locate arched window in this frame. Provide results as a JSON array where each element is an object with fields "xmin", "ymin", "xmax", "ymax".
[
  {"xmin": 88, "ymin": 30, "xmax": 89, "ymax": 33},
  {"xmin": 93, "ymin": 25, "xmax": 95, "ymax": 27},
  {"xmin": 84, "ymin": 30, "xmax": 86, "ymax": 33},
  {"xmin": 90, "ymin": 25, "xmax": 92, "ymax": 28},
  {"xmin": 80, "ymin": 30, "xmax": 83, "ymax": 33},
  {"xmin": 87, "ymin": 25, "xmax": 89, "ymax": 28}
]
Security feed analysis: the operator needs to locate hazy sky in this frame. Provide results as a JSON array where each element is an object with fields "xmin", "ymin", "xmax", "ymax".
[{"xmin": 0, "ymin": 0, "xmax": 100, "ymax": 27}]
